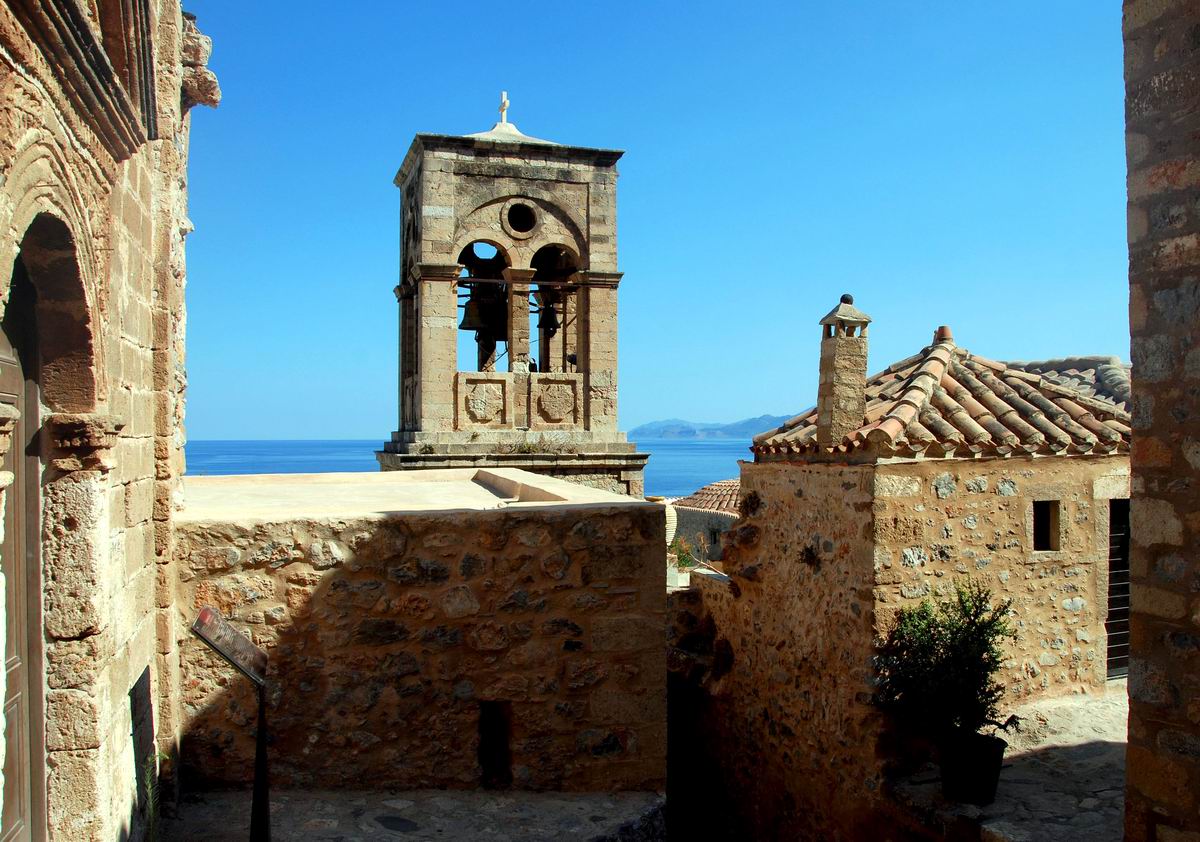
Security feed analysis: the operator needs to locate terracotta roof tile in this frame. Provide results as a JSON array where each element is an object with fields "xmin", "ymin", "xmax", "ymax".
[
  {"xmin": 752, "ymin": 341, "xmax": 1131, "ymax": 460},
  {"xmin": 671, "ymin": 479, "xmax": 741, "ymax": 514}
]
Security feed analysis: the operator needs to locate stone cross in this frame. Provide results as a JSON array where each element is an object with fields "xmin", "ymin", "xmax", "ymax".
[{"xmin": 499, "ymin": 90, "xmax": 509, "ymax": 124}]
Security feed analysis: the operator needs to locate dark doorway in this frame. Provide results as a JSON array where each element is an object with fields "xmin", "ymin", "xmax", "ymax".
[
  {"xmin": 478, "ymin": 701, "xmax": 512, "ymax": 789},
  {"xmin": 0, "ymin": 255, "xmax": 45, "ymax": 841},
  {"xmin": 1106, "ymin": 498, "xmax": 1131, "ymax": 679}
]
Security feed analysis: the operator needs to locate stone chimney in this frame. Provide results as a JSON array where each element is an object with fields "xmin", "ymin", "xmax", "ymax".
[{"xmin": 816, "ymin": 293, "xmax": 871, "ymax": 448}]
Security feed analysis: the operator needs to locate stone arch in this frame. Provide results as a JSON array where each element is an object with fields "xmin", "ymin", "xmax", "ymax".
[
  {"xmin": 455, "ymin": 195, "xmax": 588, "ymax": 270},
  {"xmin": 452, "ymin": 231, "xmax": 514, "ymax": 272},
  {"xmin": 10, "ymin": 214, "xmax": 97, "ymax": 413}
]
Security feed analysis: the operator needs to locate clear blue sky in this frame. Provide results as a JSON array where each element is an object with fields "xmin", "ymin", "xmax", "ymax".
[{"xmin": 183, "ymin": 1, "xmax": 1127, "ymax": 440}]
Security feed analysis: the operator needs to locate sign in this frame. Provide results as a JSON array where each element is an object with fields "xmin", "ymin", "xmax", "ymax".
[{"xmin": 191, "ymin": 606, "xmax": 268, "ymax": 687}]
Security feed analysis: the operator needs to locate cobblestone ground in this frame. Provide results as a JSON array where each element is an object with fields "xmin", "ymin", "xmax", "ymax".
[
  {"xmin": 162, "ymin": 789, "xmax": 665, "ymax": 841},
  {"xmin": 895, "ymin": 681, "xmax": 1128, "ymax": 841}
]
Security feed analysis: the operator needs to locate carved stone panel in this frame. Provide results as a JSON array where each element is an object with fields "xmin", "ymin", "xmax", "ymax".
[
  {"xmin": 455, "ymin": 374, "xmax": 510, "ymax": 429},
  {"xmin": 530, "ymin": 375, "xmax": 581, "ymax": 429}
]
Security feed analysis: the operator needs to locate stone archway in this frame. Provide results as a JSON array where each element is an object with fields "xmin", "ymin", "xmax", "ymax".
[{"xmin": 0, "ymin": 212, "xmax": 116, "ymax": 840}]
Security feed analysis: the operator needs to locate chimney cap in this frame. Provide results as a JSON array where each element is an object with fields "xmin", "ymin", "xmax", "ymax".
[
  {"xmin": 933, "ymin": 325, "xmax": 954, "ymax": 344},
  {"xmin": 819, "ymin": 294, "xmax": 872, "ymax": 327}
]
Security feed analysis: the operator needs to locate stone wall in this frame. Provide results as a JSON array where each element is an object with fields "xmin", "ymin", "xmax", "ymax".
[
  {"xmin": 1123, "ymin": 0, "xmax": 1200, "ymax": 837},
  {"xmin": 173, "ymin": 502, "xmax": 666, "ymax": 792},
  {"xmin": 692, "ymin": 461, "xmax": 882, "ymax": 839},
  {"xmin": 0, "ymin": 3, "xmax": 216, "ymax": 838},
  {"xmin": 673, "ymin": 507, "xmax": 737, "ymax": 561},
  {"xmin": 873, "ymin": 456, "xmax": 1129, "ymax": 700},
  {"xmin": 685, "ymin": 454, "xmax": 1128, "ymax": 837}
]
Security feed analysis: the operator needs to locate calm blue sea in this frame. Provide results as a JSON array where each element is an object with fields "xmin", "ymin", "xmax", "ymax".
[{"xmin": 184, "ymin": 438, "xmax": 749, "ymax": 498}]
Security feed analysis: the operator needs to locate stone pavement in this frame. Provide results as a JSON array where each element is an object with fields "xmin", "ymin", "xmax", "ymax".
[
  {"xmin": 894, "ymin": 681, "xmax": 1128, "ymax": 841},
  {"xmin": 162, "ymin": 789, "xmax": 665, "ymax": 841}
]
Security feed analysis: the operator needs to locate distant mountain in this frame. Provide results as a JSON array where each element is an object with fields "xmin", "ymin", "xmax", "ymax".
[{"xmin": 630, "ymin": 414, "xmax": 792, "ymax": 440}]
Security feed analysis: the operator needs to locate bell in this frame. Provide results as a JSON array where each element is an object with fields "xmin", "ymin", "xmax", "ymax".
[
  {"xmin": 536, "ymin": 302, "xmax": 560, "ymax": 336},
  {"xmin": 459, "ymin": 297, "xmax": 488, "ymax": 332}
]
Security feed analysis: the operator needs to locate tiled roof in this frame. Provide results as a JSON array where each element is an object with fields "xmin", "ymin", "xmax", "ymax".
[
  {"xmin": 672, "ymin": 479, "xmax": 741, "ymax": 514},
  {"xmin": 1007, "ymin": 357, "xmax": 1130, "ymax": 413},
  {"xmin": 752, "ymin": 337, "xmax": 1131, "ymax": 460}
]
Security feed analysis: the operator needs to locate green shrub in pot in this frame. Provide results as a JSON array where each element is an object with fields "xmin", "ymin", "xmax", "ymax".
[{"xmin": 875, "ymin": 578, "xmax": 1018, "ymax": 805}]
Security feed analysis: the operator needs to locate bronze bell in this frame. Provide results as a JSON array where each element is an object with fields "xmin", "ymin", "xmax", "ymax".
[
  {"xmin": 459, "ymin": 297, "xmax": 488, "ymax": 332},
  {"xmin": 536, "ymin": 301, "xmax": 560, "ymax": 336}
]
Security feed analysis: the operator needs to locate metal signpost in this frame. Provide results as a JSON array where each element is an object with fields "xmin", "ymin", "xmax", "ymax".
[{"xmin": 191, "ymin": 606, "xmax": 271, "ymax": 842}]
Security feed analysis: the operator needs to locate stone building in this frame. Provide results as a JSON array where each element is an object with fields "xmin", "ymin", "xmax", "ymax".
[
  {"xmin": 172, "ymin": 470, "xmax": 666, "ymax": 794},
  {"xmin": 1122, "ymin": 1, "xmax": 1200, "ymax": 838},
  {"xmin": 376, "ymin": 100, "xmax": 647, "ymax": 497},
  {"xmin": 0, "ymin": 2, "xmax": 217, "ymax": 839},
  {"xmin": 688, "ymin": 297, "xmax": 1132, "ymax": 838},
  {"xmin": 670, "ymin": 479, "xmax": 740, "ymax": 561}
]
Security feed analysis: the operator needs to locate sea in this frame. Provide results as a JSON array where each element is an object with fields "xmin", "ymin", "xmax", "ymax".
[{"xmin": 185, "ymin": 438, "xmax": 750, "ymax": 499}]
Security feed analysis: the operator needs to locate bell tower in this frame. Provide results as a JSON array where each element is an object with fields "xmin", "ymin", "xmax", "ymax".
[{"xmin": 378, "ymin": 95, "xmax": 647, "ymax": 496}]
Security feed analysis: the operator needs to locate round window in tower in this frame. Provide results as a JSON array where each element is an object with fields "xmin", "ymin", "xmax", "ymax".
[{"xmin": 507, "ymin": 202, "xmax": 536, "ymax": 233}]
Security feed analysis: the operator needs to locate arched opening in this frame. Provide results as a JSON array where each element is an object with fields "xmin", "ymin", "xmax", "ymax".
[
  {"xmin": 14, "ymin": 214, "xmax": 97, "ymax": 412},
  {"xmin": 0, "ymin": 213, "xmax": 92, "ymax": 839},
  {"xmin": 456, "ymin": 241, "xmax": 510, "ymax": 372},
  {"xmin": 530, "ymin": 245, "xmax": 579, "ymax": 374}
]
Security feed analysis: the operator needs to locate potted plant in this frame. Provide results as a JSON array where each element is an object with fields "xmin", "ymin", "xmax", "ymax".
[{"xmin": 875, "ymin": 578, "xmax": 1018, "ymax": 805}]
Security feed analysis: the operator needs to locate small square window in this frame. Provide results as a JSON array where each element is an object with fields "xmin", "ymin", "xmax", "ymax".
[{"xmin": 1033, "ymin": 500, "xmax": 1060, "ymax": 551}]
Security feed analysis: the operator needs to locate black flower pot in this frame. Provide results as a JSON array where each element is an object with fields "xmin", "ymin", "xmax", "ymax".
[{"xmin": 939, "ymin": 730, "xmax": 1007, "ymax": 805}]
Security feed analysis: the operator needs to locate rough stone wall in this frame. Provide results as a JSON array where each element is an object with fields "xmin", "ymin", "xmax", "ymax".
[
  {"xmin": 672, "ymin": 508, "xmax": 737, "ymax": 561},
  {"xmin": 173, "ymin": 504, "xmax": 666, "ymax": 792},
  {"xmin": 873, "ymin": 456, "xmax": 1129, "ymax": 702},
  {"xmin": 692, "ymin": 461, "xmax": 882, "ymax": 840},
  {"xmin": 0, "ymin": 3, "xmax": 215, "ymax": 838},
  {"xmin": 1123, "ymin": 0, "xmax": 1200, "ymax": 837}
]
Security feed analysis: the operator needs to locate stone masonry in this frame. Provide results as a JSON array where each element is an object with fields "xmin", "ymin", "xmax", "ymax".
[
  {"xmin": 378, "ymin": 111, "xmax": 647, "ymax": 496},
  {"xmin": 678, "ymin": 300, "xmax": 1133, "ymax": 839},
  {"xmin": 0, "ymin": 4, "xmax": 217, "ymax": 839},
  {"xmin": 172, "ymin": 470, "xmax": 666, "ymax": 794},
  {"xmin": 1123, "ymin": 0, "xmax": 1200, "ymax": 838}
]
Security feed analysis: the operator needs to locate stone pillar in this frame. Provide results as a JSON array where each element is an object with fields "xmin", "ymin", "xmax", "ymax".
[
  {"xmin": 41, "ymin": 412, "xmax": 122, "ymax": 840},
  {"xmin": 503, "ymin": 268, "xmax": 534, "ymax": 374},
  {"xmin": 815, "ymin": 295, "xmax": 871, "ymax": 449},
  {"xmin": 1123, "ymin": 2, "xmax": 1200, "ymax": 838},
  {"xmin": 414, "ymin": 263, "xmax": 460, "ymax": 433},
  {"xmin": 504, "ymin": 268, "xmax": 535, "ymax": 430},
  {"xmin": 580, "ymin": 272, "xmax": 621, "ymax": 433},
  {"xmin": 398, "ymin": 284, "xmax": 418, "ymax": 431}
]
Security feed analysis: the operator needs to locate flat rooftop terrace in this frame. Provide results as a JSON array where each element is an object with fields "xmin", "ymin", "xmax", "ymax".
[{"xmin": 180, "ymin": 468, "xmax": 646, "ymax": 523}]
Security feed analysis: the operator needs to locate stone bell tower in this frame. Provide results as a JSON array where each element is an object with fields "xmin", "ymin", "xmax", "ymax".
[{"xmin": 377, "ymin": 95, "xmax": 647, "ymax": 496}]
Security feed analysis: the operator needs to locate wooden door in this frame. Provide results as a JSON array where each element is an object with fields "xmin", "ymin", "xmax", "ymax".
[
  {"xmin": 1106, "ymin": 498, "xmax": 1131, "ymax": 680},
  {"xmin": 0, "ymin": 259, "xmax": 44, "ymax": 841}
]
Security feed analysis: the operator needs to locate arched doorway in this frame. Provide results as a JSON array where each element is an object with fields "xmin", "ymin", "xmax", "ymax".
[
  {"xmin": 0, "ymin": 253, "xmax": 44, "ymax": 842},
  {"xmin": 0, "ymin": 212, "xmax": 92, "ymax": 841}
]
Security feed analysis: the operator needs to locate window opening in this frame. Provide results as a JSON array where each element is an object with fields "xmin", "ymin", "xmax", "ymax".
[{"xmin": 1033, "ymin": 500, "xmax": 1060, "ymax": 551}]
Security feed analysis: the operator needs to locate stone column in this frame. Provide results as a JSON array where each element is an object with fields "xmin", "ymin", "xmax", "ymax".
[
  {"xmin": 414, "ymin": 263, "xmax": 460, "ymax": 433},
  {"xmin": 41, "ymin": 412, "xmax": 121, "ymax": 840},
  {"xmin": 1123, "ymin": 2, "xmax": 1200, "ymax": 839},
  {"xmin": 503, "ymin": 268, "xmax": 535, "ymax": 374},
  {"xmin": 579, "ymin": 272, "xmax": 621, "ymax": 433},
  {"xmin": 504, "ymin": 268, "xmax": 535, "ymax": 430},
  {"xmin": 396, "ymin": 283, "xmax": 418, "ymax": 430}
]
